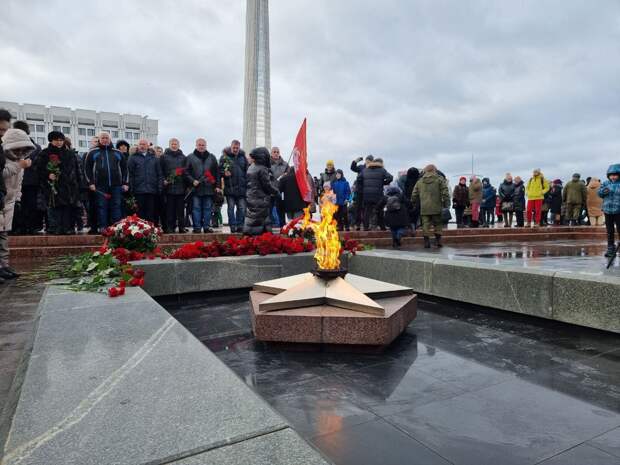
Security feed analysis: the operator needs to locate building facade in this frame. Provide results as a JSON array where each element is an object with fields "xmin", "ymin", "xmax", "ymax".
[
  {"xmin": 0, "ymin": 101, "xmax": 158, "ymax": 152},
  {"xmin": 243, "ymin": 0, "xmax": 271, "ymax": 152}
]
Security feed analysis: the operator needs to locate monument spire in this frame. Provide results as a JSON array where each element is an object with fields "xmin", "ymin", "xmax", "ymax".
[{"xmin": 243, "ymin": 0, "xmax": 271, "ymax": 152}]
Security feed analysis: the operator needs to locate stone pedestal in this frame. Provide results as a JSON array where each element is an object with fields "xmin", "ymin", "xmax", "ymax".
[{"xmin": 249, "ymin": 291, "xmax": 417, "ymax": 346}]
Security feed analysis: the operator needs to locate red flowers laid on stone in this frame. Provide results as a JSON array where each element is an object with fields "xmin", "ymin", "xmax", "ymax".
[
  {"xmin": 167, "ymin": 232, "xmax": 314, "ymax": 260},
  {"xmin": 108, "ymin": 286, "xmax": 125, "ymax": 297}
]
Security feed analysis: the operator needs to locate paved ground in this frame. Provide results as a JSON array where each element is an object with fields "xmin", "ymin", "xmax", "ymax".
[
  {"xmin": 396, "ymin": 239, "xmax": 620, "ymax": 276},
  {"xmin": 165, "ymin": 291, "xmax": 620, "ymax": 465},
  {"xmin": 0, "ymin": 271, "xmax": 45, "ymax": 419}
]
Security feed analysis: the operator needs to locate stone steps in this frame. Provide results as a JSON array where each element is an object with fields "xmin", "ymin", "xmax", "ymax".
[{"xmin": 8, "ymin": 227, "xmax": 606, "ymax": 259}]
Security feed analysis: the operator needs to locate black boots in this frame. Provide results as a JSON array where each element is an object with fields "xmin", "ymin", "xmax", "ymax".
[
  {"xmin": 605, "ymin": 245, "xmax": 617, "ymax": 258},
  {"xmin": 423, "ymin": 236, "xmax": 431, "ymax": 248},
  {"xmin": 434, "ymin": 235, "xmax": 443, "ymax": 248}
]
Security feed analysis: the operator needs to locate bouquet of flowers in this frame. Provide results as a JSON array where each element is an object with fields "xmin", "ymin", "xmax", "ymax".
[
  {"xmin": 102, "ymin": 214, "xmax": 162, "ymax": 252},
  {"xmin": 166, "ymin": 167, "xmax": 185, "ymax": 185},
  {"xmin": 204, "ymin": 169, "xmax": 216, "ymax": 185},
  {"xmin": 221, "ymin": 156, "xmax": 233, "ymax": 174},
  {"xmin": 281, "ymin": 216, "xmax": 315, "ymax": 241},
  {"xmin": 47, "ymin": 154, "xmax": 61, "ymax": 207},
  {"xmin": 51, "ymin": 247, "xmax": 146, "ymax": 297},
  {"xmin": 125, "ymin": 195, "xmax": 138, "ymax": 212}
]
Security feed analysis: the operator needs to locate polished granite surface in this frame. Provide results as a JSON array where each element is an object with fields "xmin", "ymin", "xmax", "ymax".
[
  {"xmin": 164, "ymin": 291, "xmax": 620, "ymax": 465},
  {"xmin": 392, "ymin": 239, "xmax": 620, "ymax": 276}
]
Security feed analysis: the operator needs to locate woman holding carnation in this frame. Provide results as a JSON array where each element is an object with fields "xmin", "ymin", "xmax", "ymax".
[{"xmin": 37, "ymin": 131, "xmax": 81, "ymax": 235}]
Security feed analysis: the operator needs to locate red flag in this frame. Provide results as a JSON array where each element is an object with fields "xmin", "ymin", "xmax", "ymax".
[{"xmin": 292, "ymin": 118, "xmax": 312, "ymax": 202}]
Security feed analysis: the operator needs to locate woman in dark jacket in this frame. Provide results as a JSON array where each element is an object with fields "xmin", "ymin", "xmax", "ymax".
[
  {"xmin": 452, "ymin": 177, "xmax": 469, "ymax": 228},
  {"xmin": 498, "ymin": 174, "xmax": 516, "ymax": 227},
  {"xmin": 37, "ymin": 131, "xmax": 81, "ymax": 234},
  {"xmin": 384, "ymin": 186, "xmax": 409, "ymax": 248},
  {"xmin": 358, "ymin": 158, "xmax": 393, "ymax": 230},
  {"xmin": 547, "ymin": 179, "xmax": 563, "ymax": 225},
  {"xmin": 404, "ymin": 167, "xmax": 420, "ymax": 230},
  {"xmin": 243, "ymin": 147, "xmax": 279, "ymax": 235},
  {"xmin": 513, "ymin": 176, "xmax": 526, "ymax": 227}
]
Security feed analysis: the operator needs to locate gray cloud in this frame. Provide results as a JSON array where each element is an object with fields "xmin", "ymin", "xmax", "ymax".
[{"xmin": 1, "ymin": 0, "xmax": 619, "ymax": 186}]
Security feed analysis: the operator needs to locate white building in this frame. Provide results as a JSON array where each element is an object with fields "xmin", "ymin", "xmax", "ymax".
[{"xmin": 0, "ymin": 102, "xmax": 158, "ymax": 152}]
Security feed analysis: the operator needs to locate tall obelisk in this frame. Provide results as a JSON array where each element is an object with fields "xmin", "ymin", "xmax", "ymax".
[{"xmin": 243, "ymin": 0, "xmax": 271, "ymax": 152}]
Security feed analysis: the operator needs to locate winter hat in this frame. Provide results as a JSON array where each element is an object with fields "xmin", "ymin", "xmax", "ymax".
[
  {"xmin": 607, "ymin": 164, "xmax": 620, "ymax": 177},
  {"xmin": 1, "ymin": 128, "xmax": 35, "ymax": 151},
  {"xmin": 116, "ymin": 139, "xmax": 130, "ymax": 151},
  {"xmin": 553, "ymin": 179, "xmax": 562, "ymax": 185},
  {"xmin": 326, "ymin": 160, "xmax": 334, "ymax": 167},
  {"xmin": 572, "ymin": 173, "xmax": 581, "ymax": 179},
  {"xmin": 365, "ymin": 154, "xmax": 374, "ymax": 162},
  {"xmin": 323, "ymin": 181, "xmax": 332, "ymax": 190},
  {"xmin": 47, "ymin": 130, "xmax": 65, "ymax": 142},
  {"xmin": 459, "ymin": 176, "xmax": 466, "ymax": 182}
]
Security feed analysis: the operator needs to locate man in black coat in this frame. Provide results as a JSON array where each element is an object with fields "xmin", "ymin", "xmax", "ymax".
[
  {"xmin": 127, "ymin": 139, "xmax": 163, "ymax": 223},
  {"xmin": 161, "ymin": 138, "xmax": 187, "ymax": 232},
  {"xmin": 350, "ymin": 154, "xmax": 374, "ymax": 230},
  {"xmin": 185, "ymin": 138, "xmax": 220, "ymax": 233},
  {"xmin": 279, "ymin": 167, "xmax": 308, "ymax": 221},
  {"xmin": 358, "ymin": 158, "xmax": 393, "ymax": 230},
  {"xmin": 219, "ymin": 140, "xmax": 248, "ymax": 233}
]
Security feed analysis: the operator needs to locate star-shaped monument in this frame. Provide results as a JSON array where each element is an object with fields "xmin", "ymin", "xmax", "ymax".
[{"xmin": 253, "ymin": 273, "xmax": 413, "ymax": 316}]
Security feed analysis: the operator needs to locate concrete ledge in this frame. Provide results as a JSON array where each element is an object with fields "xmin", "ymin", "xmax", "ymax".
[
  {"xmin": 350, "ymin": 251, "xmax": 619, "ymax": 333},
  {"xmin": 1, "ymin": 286, "xmax": 330, "ymax": 465},
  {"xmin": 431, "ymin": 259, "xmax": 554, "ymax": 319},
  {"xmin": 136, "ymin": 253, "xmax": 316, "ymax": 296},
  {"xmin": 553, "ymin": 272, "xmax": 620, "ymax": 333}
]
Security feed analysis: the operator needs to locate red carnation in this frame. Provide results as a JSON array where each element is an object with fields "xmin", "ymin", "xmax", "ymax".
[
  {"xmin": 49, "ymin": 154, "xmax": 60, "ymax": 163},
  {"xmin": 204, "ymin": 170, "xmax": 216, "ymax": 185},
  {"xmin": 175, "ymin": 167, "xmax": 185, "ymax": 176},
  {"xmin": 108, "ymin": 287, "xmax": 120, "ymax": 297}
]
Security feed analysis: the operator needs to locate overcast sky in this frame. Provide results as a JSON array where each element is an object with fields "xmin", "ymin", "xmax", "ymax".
[{"xmin": 1, "ymin": 0, "xmax": 619, "ymax": 185}]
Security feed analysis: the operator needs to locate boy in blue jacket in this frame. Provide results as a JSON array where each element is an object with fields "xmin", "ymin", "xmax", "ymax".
[
  {"xmin": 598, "ymin": 164, "xmax": 620, "ymax": 257},
  {"xmin": 332, "ymin": 169, "xmax": 351, "ymax": 231}
]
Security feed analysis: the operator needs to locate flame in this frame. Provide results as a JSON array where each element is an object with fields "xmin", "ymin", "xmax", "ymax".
[{"xmin": 302, "ymin": 195, "xmax": 341, "ymax": 270}]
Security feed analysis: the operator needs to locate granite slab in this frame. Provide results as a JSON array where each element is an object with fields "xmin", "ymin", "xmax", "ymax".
[
  {"xmin": 431, "ymin": 259, "xmax": 555, "ymax": 319},
  {"xmin": 169, "ymin": 428, "xmax": 331, "ymax": 465},
  {"xmin": 553, "ymin": 272, "xmax": 620, "ymax": 333},
  {"xmin": 2, "ymin": 287, "xmax": 289, "ymax": 465},
  {"xmin": 136, "ymin": 253, "xmax": 315, "ymax": 296}
]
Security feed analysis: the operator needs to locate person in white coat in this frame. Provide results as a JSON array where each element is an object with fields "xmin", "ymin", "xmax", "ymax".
[{"xmin": 0, "ymin": 128, "xmax": 34, "ymax": 282}]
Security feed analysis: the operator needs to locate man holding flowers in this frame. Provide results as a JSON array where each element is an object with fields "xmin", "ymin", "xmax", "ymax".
[
  {"xmin": 161, "ymin": 138, "xmax": 187, "ymax": 233},
  {"xmin": 185, "ymin": 138, "xmax": 220, "ymax": 233}
]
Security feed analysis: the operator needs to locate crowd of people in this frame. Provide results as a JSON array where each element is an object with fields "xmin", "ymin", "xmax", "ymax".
[{"xmin": 1, "ymin": 106, "xmax": 620, "ymax": 284}]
